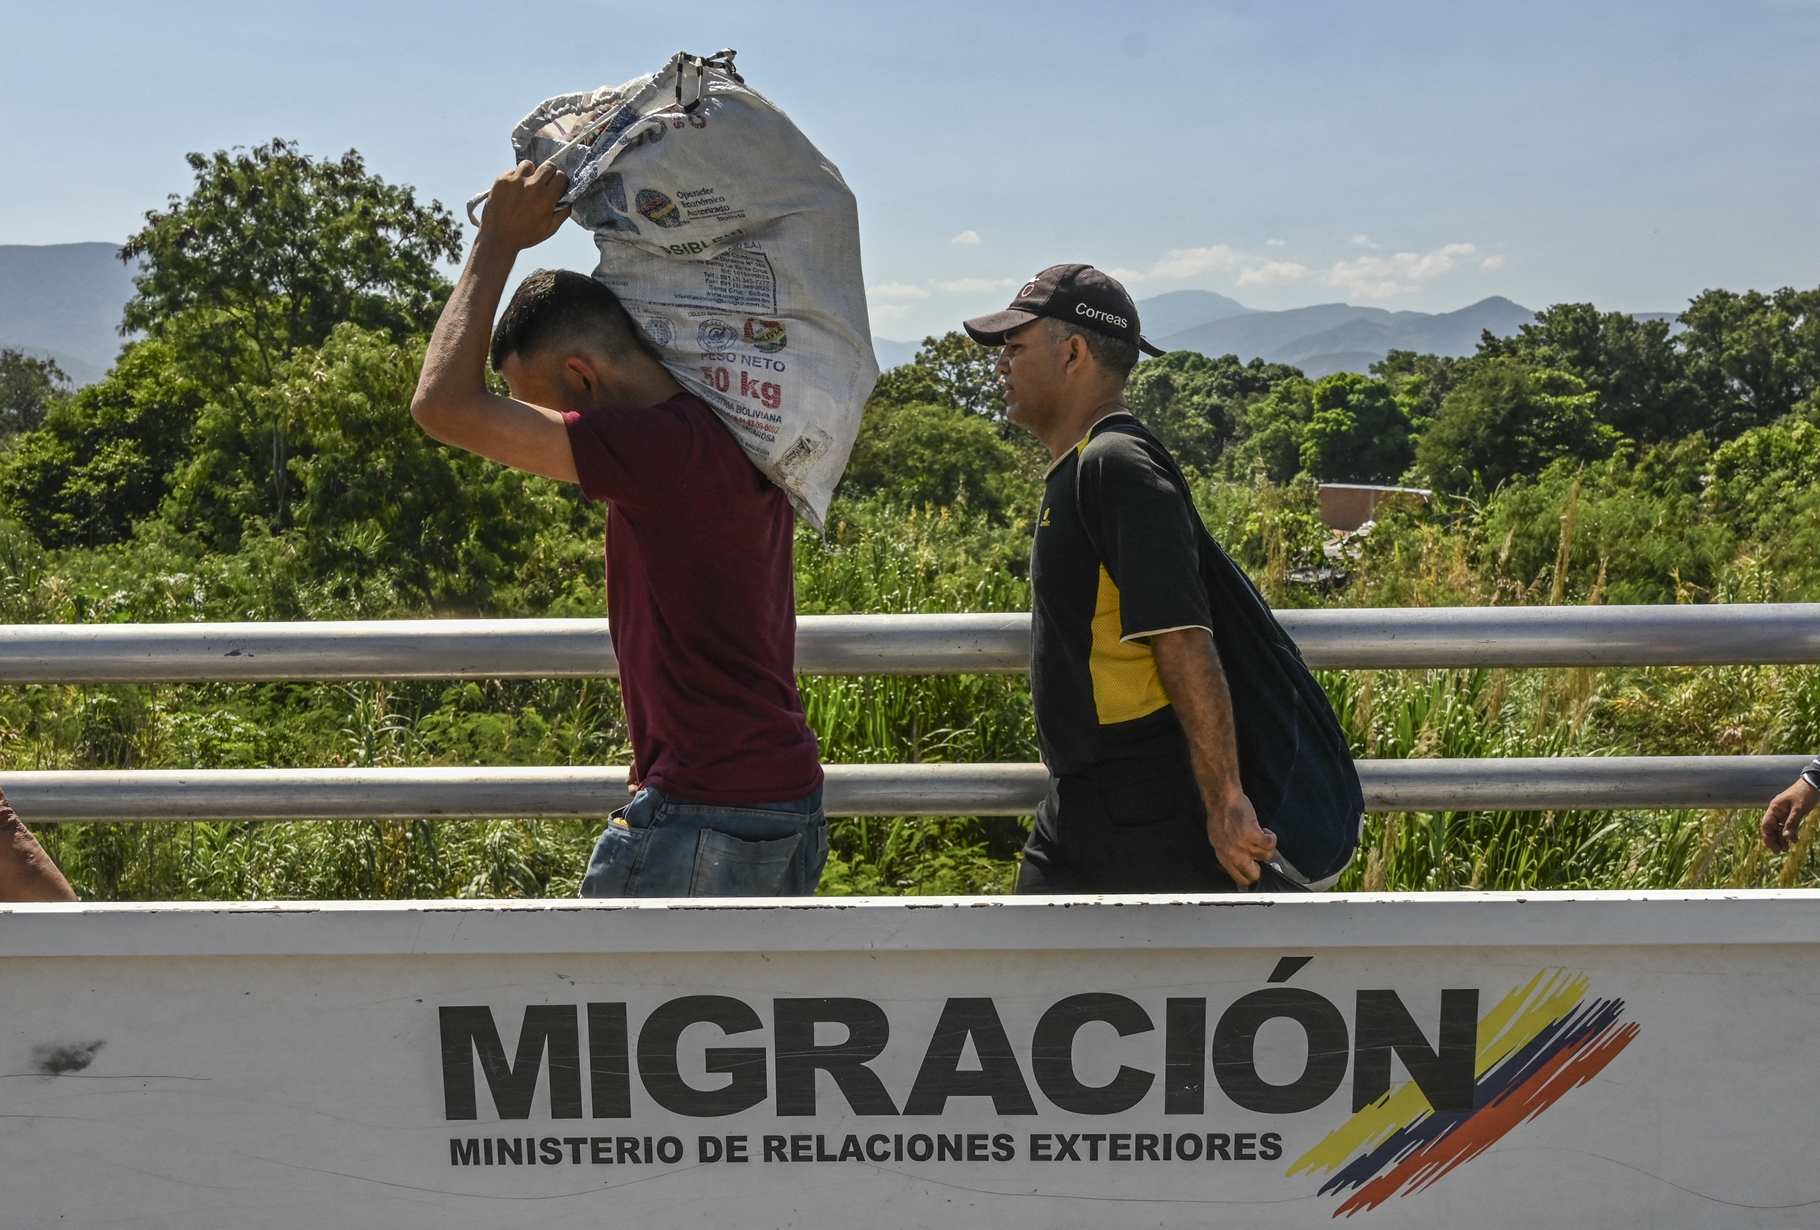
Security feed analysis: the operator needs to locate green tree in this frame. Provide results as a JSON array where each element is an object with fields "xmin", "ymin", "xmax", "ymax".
[
  {"xmin": 119, "ymin": 139, "xmax": 463, "ymax": 522},
  {"xmin": 865, "ymin": 331, "xmax": 1051, "ymax": 482},
  {"xmin": 1299, "ymin": 372, "xmax": 1414, "ymax": 483},
  {"xmin": 0, "ymin": 341, "xmax": 203, "ymax": 548},
  {"xmin": 839, "ymin": 400, "xmax": 1025, "ymax": 517},
  {"xmin": 1125, "ymin": 350, "xmax": 1301, "ymax": 471},
  {"xmin": 1678, "ymin": 287, "xmax": 1820, "ymax": 439},
  {"xmin": 1371, "ymin": 349, "xmax": 1460, "ymax": 431},
  {"xmin": 1478, "ymin": 303, "xmax": 1700, "ymax": 442},
  {"xmin": 0, "ymin": 348, "xmax": 71, "ymax": 436},
  {"xmin": 1414, "ymin": 359, "xmax": 1612, "ymax": 493},
  {"xmin": 1224, "ymin": 376, "xmax": 1316, "ymax": 484},
  {"xmin": 159, "ymin": 325, "xmax": 574, "ymax": 608},
  {"xmin": 869, "ymin": 332, "xmax": 1006, "ymax": 421},
  {"xmin": 1703, "ymin": 417, "xmax": 1820, "ymax": 542}
]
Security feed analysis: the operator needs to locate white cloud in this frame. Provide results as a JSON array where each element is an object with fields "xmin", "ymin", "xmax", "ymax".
[
  {"xmin": 937, "ymin": 277, "xmax": 1018, "ymax": 293},
  {"xmin": 868, "ymin": 282, "xmax": 930, "ymax": 298},
  {"xmin": 1236, "ymin": 260, "xmax": 1315, "ymax": 287},
  {"xmin": 1111, "ymin": 244, "xmax": 1312, "ymax": 288},
  {"xmin": 1323, "ymin": 242, "xmax": 1478, "ymax": 299},
  {"xmin": 951, "ymin": 230, "xmax": 981, "ymax": 245},
  {"xmin": 1144, "ymin": 245, "xmax": 1243, "ymax": 279},
  {"xmin": 869, "ymin": 302, "xmax": 913, "ymax": 323},
  {"xmin": 1084, "ymin": 237, "xmax": 1486, "ymax": 301}
]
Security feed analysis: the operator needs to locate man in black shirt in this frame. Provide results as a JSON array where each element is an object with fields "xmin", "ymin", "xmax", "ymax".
[{"xmin": 965, "ymin": 265, "xmax": 1280, "ymax": 892}]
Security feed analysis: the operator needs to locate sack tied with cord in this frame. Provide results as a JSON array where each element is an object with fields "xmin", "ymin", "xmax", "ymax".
[{"xmin": 483, "ymin": 50, "xmax": 877, "ymax": 527}]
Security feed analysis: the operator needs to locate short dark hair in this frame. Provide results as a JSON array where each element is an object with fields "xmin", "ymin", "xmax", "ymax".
[
  {"xmin": 1042, "ymin": 315, "xmax": 1140, "ymax": 380},
  {"xmin": 489, "ymin": 269, "xmax": 656, "ymax": 372}
]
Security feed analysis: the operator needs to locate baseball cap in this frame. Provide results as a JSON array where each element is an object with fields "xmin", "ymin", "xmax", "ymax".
[{"xmin": 963, "ymin": 264, "xmax": 1164, "ymax": 356}]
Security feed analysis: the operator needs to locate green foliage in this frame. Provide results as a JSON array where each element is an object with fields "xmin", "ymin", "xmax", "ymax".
[
  {"xmin": 869, "ymin": 331, "xmax": 1007, "ymax": 421},
  {"xmin": 117, "ymin": 139, "xmax": 463, "ymax": 528},
  {"xmin": 1224, "ymin": 376, "xmax": 1316, "ymax": 483},
  {"xmin": 1371, "ymin": 350, "xmax": 1459, "ymax": 430},
  {"xmin": 820, "ymin": 816, "xmax": 1022, "ymax": 896},
  {"xmin": 0, "ymin": 348, "xmax": 70, "ymax": 437},
  {"xmin": 1479, "ymin": 303, "xmax": 1700, "ymax": 442},
  {"xmin": 22, "ymin": 474, "xmax": 1820, "ymax": 901},
  {"xmin": 1704, "ymin": 417, "xmax": 1820, "ymax": 539},
  {"xmin": 120, "ymin": 139, "xmax": 463, "ymax": 393},
  {"xmin": 15, "ymin": 142, "xmax": 1820, "ymax": 903},
  {"xmin": 1300, "ymin": 372, "xmax": 1414, "ymax": 482},
  {"xmin": 1125, "ymin": 350, "xmax": 1300, "ymax": 472},
  {"xmin": 1415, "ymin": 360, "xmax": 1613, "ymax": 493},
  {"xmin": 1326, "ymin": 662, "xmax": 1820, "ymax": 893},
  {"xmin": 14, "ymin": 496, "xmax": 1043, "ymax": 901},
  {"xmin": 838, "ymin": 400, "xmax": 1025, "ymax": 518},
  {"xmin": 1679, "ymin": 287, "xmax": 1820, "ymax": 438},
  {"xmin": 1468, "ymin": 446, "xmax": 1735, "ymax": 606},
  {"xmin": 0, "ymin": 341, "xmax": 204, "ymax": 548},
  {"xmin": 861, "ymin": 331, "xmax": 1047, "ymax": 506},
  {"xmin": 157, "ymin": 324, "xmax": 591, "ymax": 610}
]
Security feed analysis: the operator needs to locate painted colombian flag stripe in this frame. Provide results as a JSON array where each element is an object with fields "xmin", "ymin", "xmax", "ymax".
[{"xmin": 1286, "ymin": 969, "xmax": 1639, "ymax": 1217}]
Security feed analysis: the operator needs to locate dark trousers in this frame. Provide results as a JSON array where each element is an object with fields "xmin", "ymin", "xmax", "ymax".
[{"xmin": 1016, "ymin": 754, "xmax": 1241, "ymax": 895}]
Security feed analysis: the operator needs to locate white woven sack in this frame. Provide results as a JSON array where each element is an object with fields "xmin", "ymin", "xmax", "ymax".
[{"xmin": 487, "ymin": 50, "xmax": 876, "ymax": 527}]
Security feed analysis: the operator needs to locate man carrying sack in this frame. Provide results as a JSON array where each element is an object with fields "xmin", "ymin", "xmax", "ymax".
[
  {"xmin": 964, "ymin": 266, "xmax": 1364, "ymax": 894},
  {"xmin": 411, "ymin": 162, "xmax": 825, "ymax": 897}
]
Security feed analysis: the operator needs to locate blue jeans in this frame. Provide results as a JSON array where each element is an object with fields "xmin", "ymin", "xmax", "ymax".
[{"xmin": 579, "ymin": 786, "xmax": 828, "ymax": 898}]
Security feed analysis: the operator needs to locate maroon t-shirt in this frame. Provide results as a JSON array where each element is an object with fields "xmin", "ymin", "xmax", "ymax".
[{"xmin": 563, "ymin": 393, "xmax": 821, "ymax": 804}]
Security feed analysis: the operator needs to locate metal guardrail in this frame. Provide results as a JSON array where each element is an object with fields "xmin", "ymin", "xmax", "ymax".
[
  {"xmin": 0, "ymin": 764, "xmax": 1034, "ymax": 820},
  {"xmin": 3, "ymin": 604, "xmax": 1818, "ymax": 682},
  {"xmin": 1, "ymin": 607, "xmax": 1815, "ymax": 819},
  {"xmin": 1, "ymin": 757, "xmax": 1809, "ymax": 819},
  {"xmin": 0, "ymin": 615, "xmax": 1026, "ymax": 682}
]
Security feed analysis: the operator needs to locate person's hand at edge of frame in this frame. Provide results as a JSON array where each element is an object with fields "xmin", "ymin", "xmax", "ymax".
[
  {"xmin": 1761, "ymin": 776, "xmax": 1820, "ymax": 854},
  {"xmin": 479, "ymin": 161, "xmax": 571, "ymax": 254}
]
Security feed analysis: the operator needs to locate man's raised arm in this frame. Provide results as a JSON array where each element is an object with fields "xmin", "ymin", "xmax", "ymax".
[{"xmin": 410, "ymin": 160, "xmax": 579, "ymax": 482}]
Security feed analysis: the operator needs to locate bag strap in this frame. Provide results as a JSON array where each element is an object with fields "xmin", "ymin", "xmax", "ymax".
[
  {"xmin": 1068, "ymin": 411, "xmax": 1130, "ymax": 563},
  {"xmin": 1072, "ymin": 413, "xmax": 1295, "ymax": 650},
  {"xmin": 1072, "ymin": 410, "xmax": 1213, "ymax": 560}
]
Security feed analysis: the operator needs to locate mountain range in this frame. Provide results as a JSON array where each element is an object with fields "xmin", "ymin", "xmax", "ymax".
[
  {"xmin": 0, "ymin": 243, "xmax": 138, "ymax": 385},
  {"xmin": 0, "ymin": 242, "xmax": 1603, "ymax": 387},
  {"xmin": 1151, "ymin": 293, "xmax": 1540, "ymax": 378},
  {"xmin": 873, "ymin": 290, "xmax": 1543, "ymax": 378}
]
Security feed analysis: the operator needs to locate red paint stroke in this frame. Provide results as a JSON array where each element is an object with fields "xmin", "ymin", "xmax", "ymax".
[{"xmin": 1335, "ymin": 1020, "xmax": 1640, "ymax": 1217}]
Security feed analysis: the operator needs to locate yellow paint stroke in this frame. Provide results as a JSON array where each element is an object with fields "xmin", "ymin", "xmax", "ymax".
[{"xmin": 1287, "ymin": 969, "xmax": 1592, "ymax": 1177}]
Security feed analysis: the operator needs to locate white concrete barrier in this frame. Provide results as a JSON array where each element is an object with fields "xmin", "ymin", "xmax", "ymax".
[{"xmin": 5, "ymin": 892, "xmax": 1819, "ymax": 1228}]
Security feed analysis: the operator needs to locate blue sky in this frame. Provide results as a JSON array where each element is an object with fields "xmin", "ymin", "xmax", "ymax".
[{"xmin": 5, "ymin": 0, "xmax": 1817, "ymax": 341}]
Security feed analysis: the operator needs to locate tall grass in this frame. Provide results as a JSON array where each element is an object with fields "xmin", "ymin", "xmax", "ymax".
[
  {"xmin": 1325, "ymin": 663, "xmax": 1820, "ymax": 892},
  {"xmin": 13, "ymin": 484, "xmax": 1820, "ymax": 900}
]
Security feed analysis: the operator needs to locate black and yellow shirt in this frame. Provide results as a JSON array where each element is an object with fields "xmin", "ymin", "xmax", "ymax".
[{"xmin": 1030, "ymin": 412, "xmax": 1213, "ymax": 779}]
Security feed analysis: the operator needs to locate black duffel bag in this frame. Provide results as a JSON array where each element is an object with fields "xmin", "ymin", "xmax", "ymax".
[{"xmin": 1077, "ymin": 415, "xmax": 1365, "ymax": 886}]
